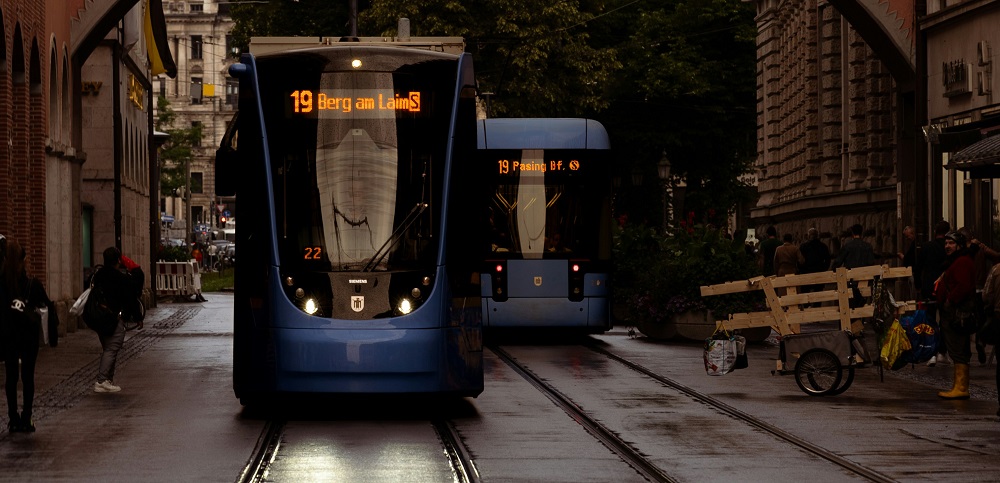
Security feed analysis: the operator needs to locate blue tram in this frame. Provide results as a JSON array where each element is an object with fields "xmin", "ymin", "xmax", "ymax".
[
  {"xmin": 215, "ymin": 38, "xmax": 483, "ymax": 403},
  {"xmin": 477, "ymin": 118, "xmax": 613, "ymax": 333}
]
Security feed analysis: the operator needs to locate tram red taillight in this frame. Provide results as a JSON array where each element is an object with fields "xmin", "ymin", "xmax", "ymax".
[
  {"xmin": 488, "ymin": 260, "xmax": 508, "ymax": 302},
  {"xmin": 568, "ymin": 260, "xmax": 586, "ymax": 302}
]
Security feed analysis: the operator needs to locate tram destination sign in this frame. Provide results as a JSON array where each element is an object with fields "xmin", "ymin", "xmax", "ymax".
[
  {"xmin": 288, "ymin": 89, "xmax": 422, "ymax": 117},
  {"xmin": 496, "ymin": 158, "xmax": 582, "ymax": 175}
]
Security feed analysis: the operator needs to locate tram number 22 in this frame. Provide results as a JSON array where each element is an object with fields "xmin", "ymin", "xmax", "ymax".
[{"xmin": 303, "ymin": 247, "xmax": 323, "ymax": 260}]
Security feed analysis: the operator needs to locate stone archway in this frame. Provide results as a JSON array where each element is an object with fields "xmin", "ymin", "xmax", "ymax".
[{"xmin": 827, "ymin": 0, "xmax": 917, "ymax": 88}]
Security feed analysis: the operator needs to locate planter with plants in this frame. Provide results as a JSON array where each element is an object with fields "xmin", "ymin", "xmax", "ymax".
[{"xmin": 615, "ymin": 217, "xmax": 768, "ymax": 341}]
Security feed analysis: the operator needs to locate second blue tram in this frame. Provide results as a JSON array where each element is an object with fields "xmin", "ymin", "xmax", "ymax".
[
  {"xmin": 477, "ymin": 118, "xmax": 613, "ymax": 333},
  {"xmin": 215, "ymin": 38, "xmax": 484, "ymax": 403}
]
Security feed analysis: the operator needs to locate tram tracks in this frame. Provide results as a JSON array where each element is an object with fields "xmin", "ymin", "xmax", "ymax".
[
  {"xmin": 238, "ymin": 416, "xmax": 478, "ymax": 483},
  {"xmin": 490, "ymin": 345, "xmax": 678, "ymax": 483},
  {"xmin": 584, "ymin": 343, "xmax": 895, "ymax": 483},
  {"xmin": 490, "ymin": 342, "xmax": 897, "ymax": 483}
]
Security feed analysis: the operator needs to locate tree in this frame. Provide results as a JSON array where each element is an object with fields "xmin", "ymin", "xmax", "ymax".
[
  {"xmin": 155, "ymin": 96, "xmax": 203, "ymax": 196},
  {"xmin": 227, "ymin": 0, "xmax": 758, "ymax": 227},
  {"xmin": 595, "ymin": 0, "xmax": 758, "ymax": 226},
  {"xmin": 362, "ymin": 0, "xmax": 619, "ymax": 118},
  {"xmin": 228, "ymin": 0, "xmax": 353, "ymax": 57}
]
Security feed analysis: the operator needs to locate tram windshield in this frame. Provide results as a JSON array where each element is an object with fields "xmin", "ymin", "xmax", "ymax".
[
  {"xmin": 483, "ymin": 149, "xmax": 611, "ymax": 260},
  {"xmin": 256, "ymin": 49, "xmax": 456, "ymax": 272}
]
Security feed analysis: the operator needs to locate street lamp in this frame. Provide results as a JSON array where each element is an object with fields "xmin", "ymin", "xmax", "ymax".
[{"xmin": 657, "ymin": 152, "xmax": 672, "ymax": 232}]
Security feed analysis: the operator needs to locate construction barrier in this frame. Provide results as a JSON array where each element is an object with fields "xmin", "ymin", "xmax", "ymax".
[{"xmin": 156, "ymin": 260, "xmax": 203, "ymax": 298}]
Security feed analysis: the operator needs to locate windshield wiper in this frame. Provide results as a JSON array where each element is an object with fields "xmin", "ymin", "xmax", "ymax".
[{"xmin": 362, "ymin": 202, "xmax": 427, "ymax": 272}]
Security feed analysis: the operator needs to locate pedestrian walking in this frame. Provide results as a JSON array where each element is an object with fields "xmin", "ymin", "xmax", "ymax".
[
  {"xmin": 90, "ymin": 247, "xmax": 141, "ymax": 393},
  {"xmin": 758, "ymin": 226, "xmax": 780, "ymax": 276},
  {"xmin": 934, "ymin": 231, "xmax": 976, "ymax": 399},
  {"xmin": 962, "ymin": 229, "xmax": 1000, "ymax": 365},
  {"xmin": 798, "ymin": 228, "xmax": 831, "ymax": 303},
  {"xmin": 774, "ymin": 233, "xmax": 804, "ymax": 277},
  {"xmin": 800, "ymin": 228, "xmax": 831, "ymax": 274},
  {"xmin": 916, "ymin": 221, "xmax": 950, "ymax": 366},
  {"xmin": 2, "ymin": 238, "xmax": 58, "ymax": 432},
  {"xmin": 897, "ymin": 225, "xmax": 917, "ymax": 267},
  {"xmin": 832, "ymin": 224, "xmax": 875, "ymax": 269},
  {"xmin": 979, "ymin": 261, "xmax": 1000, "ymax": 416}
]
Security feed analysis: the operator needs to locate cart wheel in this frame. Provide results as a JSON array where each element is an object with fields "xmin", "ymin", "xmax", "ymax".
[
  {"xmin": 826, "ymin": 366, "xmax": 855, "ymax": 396},
  {"xmin": 794, "ymin": 348, "xmax": 843, "ymax": 396}
]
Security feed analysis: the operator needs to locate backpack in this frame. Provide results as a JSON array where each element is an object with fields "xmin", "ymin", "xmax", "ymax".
[
  {"xmin": 83, "ymin": 277, "xmax": 118, "ymax": 336},
  {"xmin": 893, "ymin": 310, "xmax": 938, "ymax": 368}
]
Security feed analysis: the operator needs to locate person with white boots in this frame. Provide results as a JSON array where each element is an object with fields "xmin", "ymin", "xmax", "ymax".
[{"xmin": 933, "ymin": 231, "xmax": 975, "ymax": 399}]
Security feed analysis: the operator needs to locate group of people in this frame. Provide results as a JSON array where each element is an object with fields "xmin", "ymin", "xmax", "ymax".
[
  {"xmin": 755, "ymin": 221, "xmax": 999, "ymax": 415},
  {"xmin": 757, "ymin": 223, "xmax": 874, "ymax": 279},
  {"xmin": 1, "ymin": 234, "xmax": 143, "ymax": 433},
  {"xmin": 911, "ymin": 222, "xmax": 999, "ymax": 409}
]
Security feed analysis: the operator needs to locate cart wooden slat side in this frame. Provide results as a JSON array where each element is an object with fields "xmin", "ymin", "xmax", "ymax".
[{"xmin": 699, "ymin": 265, "xmax": 915, "ymax": 336}]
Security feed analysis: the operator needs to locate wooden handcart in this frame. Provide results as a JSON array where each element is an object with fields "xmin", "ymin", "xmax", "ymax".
[{"xmin": 700, "ymin": 265, "xmax": 915, "ymax": 396}]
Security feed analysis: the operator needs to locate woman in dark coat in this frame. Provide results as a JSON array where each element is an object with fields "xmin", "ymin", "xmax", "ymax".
[
  {"xmin": 2, "ymin": 239, "xmax": 57, "ymax": 432},
  {"xmin": 90, "ymin": 247, "xmax": 141, "ymax": 393}
]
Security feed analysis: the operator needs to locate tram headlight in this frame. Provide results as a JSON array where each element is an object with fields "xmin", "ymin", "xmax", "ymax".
[
  {"xmin": 397, "ymin": 299, "xmax": 412, "ymax": 315},
  {"xmin": 303, "ymin": 298, "xmax": 319, "ymax": 315}
]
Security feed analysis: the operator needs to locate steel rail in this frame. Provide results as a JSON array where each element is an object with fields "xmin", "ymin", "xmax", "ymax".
[
  {"xmin": 432, "ymin": 419, "xmax": 481, "ymax": 483},
  {"xmin": 490, "ymin": 345, "xmax": 678, "ymax": 483},
  {"xmin": 586, "ymin": 343, "xmax": 897, "ymax": 483},
  {"xmin": 236, "ymin": 419, "xmax": 285, "ymax": 483}
]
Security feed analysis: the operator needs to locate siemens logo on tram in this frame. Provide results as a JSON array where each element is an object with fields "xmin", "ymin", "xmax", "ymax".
[{"xmin": 348, "ymin": 279, "xmax": 369, "ymax": 284}]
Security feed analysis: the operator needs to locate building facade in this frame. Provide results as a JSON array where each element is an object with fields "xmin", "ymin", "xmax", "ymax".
[
  {"xmin": 158, "ymin": 0, "xmax": 236, "ymax": 241},
  {"xmin": 750, "ymin": 0, "xmax": 1000, "ymax": 260},
  {"xmin": 750, "ymin": 0, "xmax": 902, "ymax": 257},
  {"xmin": 924, "ymin": 0, "xmax": 1000, "ymax": 241},
  {"xmin": 1, "ymin": 0, "xmax": 169, "ymax": 337}
]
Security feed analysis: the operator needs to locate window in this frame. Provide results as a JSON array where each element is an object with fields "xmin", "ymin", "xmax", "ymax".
[
  {"xmin": 158, "ymin": 78, "xmax": 166, "ymax": 99},
  {"xmin": 190, "ymin": 2, "xmax": 203, "ymax": 13},
  {"xmin": 226, "ymin": 34, "xmax": 235, "ymax": 58},
  {"xmin": 191, "ymin": 35, "xmax": 203, "ymax": 60},
  {"xmin": 191, "ymin": 77, "xmax": 202, "ymax": 104},
  {"xmin": 192, "ymin": 172, "xmax": 204, "ymax": 194},
  {"xmin": 226, "ymin": 78, "xmax": 239, "ymax": 106},
  {"xmin": 191, "ymin": 121, "xmax": 202, "ymax": 147}
]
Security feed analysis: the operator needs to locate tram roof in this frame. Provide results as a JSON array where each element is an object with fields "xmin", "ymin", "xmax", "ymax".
[
  {"xmin": 249, "ymin": 36, "xmax": 466, "ymax": 56},
  {"xmin": 477, "ymin": 118, "xmax": 610, "ymax": 150}
]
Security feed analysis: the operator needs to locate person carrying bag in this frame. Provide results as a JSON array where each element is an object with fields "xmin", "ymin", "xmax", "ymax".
[
  {"xmin": 2, "ymin": 239, "xmax": 58, "ymax": 432},
  {"xmin": 88, "ymin": 247, "xmax": 141, "ymax": 394}
]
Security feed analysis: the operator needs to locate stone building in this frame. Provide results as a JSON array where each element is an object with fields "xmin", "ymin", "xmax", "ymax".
[
  {"xmin": 750, "ymin": 0, "xmax": 1000, "ymax": 263},
  {"xmin": 750, "ymin": 0, "xmax": 904, "ymax": 259},
  {"xmin": 0, "ymin": 0, "xmax": 172, "ymax": 337},
  {"xmin": 156, "ymin": 0, "xmax": 236, "ymax": 241},
  {"xmin": 925, "ymin": 1, "xmax": 1000, "ymax": 240}
]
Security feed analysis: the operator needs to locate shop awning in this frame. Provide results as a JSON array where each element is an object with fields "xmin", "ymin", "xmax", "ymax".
[{"xmin": 946, "ymin": 134, "xmax": 1000, "ymax": 179}]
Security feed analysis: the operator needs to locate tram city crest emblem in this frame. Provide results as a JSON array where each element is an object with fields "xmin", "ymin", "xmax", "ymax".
[
  {"xmin": 350, "ymin": 296, "xmax": 364, "ymax": 312},
  {"xmin": 534, "ymin": 276, "xmax": 543, "ymax": 287}
]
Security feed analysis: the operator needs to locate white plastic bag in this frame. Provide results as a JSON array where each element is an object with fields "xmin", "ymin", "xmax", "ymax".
[
  {"xmin": 69, "ymin": 287, "xmax": 91, "ymax": 316},
  {"xmin": 37, "ymin": 307, "xmax": 49, "ymax": 344},
  {"xmin": 704, "ymin": 338, "xmax": 739, "ymax": 376}
]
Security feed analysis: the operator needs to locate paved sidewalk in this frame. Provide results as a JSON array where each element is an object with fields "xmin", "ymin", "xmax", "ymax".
[{"xmin": 2, "ymin": 296, "xmax": 202, "ymax": 432}]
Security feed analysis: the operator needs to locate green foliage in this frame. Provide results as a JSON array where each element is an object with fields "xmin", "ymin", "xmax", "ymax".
[
  {"xmin": 156, "ymin": 96, "xmax": 203, "ymax": 196},
  {"xmin": 157, "ymin": 245, "xmax": 190, "ymax": 262},
  {"xmin": 229, "ymin": 0, "xmax": 352, "ymax": 55},
  {"xmin": 228, "ymin": 0, "xmax": 759, "ymax": 227},
  {"xmin": 614, "ymin": 220, "xmax": 762, "ymax": 326},
  {"xmin": 200, "ymin": 270, "xmax": 235, "ymax": 293},
  {"xmin": 362, "ymin": 0, "xmax": 619, "ymax": 118}
]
